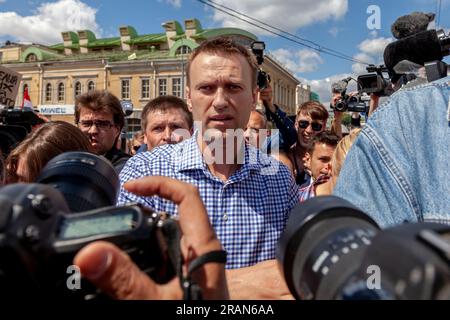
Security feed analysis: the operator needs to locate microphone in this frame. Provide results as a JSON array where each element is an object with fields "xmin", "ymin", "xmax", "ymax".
[
  {"xmin": 331, "ymin": 77, "xmax": 352, "ymax": 94},
  {"xmin": 391, "ymin": 12, "xmax": 435, "ymax": 40},
  {"xmin": 384, "ymin": 29, "xmax": 450, "ymax": 76}
]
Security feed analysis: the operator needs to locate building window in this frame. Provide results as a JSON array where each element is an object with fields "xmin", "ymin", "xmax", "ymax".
[
  {"xmin": 25, "ymin": 53, "xmax": 38, "ymax": 62},
  {"xmin": 158, "ymin": 79, "xmax": 167, "ymax": 96},
  {"xmin": 58, "ymin": 83, "xmax": 65, "ymax": 102},
  {"xmin": 45, "ymin": 83, "xmax": 52, "ymax": 102},
  {"xmin": 141, "ymin": 78, "xmax": 150, "ymax": 99},
  {"xmin": 172, "ymin": 78, "xmax": 181, "ymax": 97},
  {"xmin": 176, "ymin": 45, "xmax": 191, "ymax": 55},
  {"xmin": 121, "ymin": 79, "xmax": 130, "ymax": 100},
  {"xmin": 87, "ymin": 81, "xmax": 95, "ymax": 92},
  {"xmin": 74, "ymin": 81, "xmax": 82, "ymax": 98}
]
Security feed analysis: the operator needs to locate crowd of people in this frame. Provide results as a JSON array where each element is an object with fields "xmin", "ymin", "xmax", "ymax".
[{"xmin": 0, "ymin": 26, "xmax": 449, "ymax": 300}]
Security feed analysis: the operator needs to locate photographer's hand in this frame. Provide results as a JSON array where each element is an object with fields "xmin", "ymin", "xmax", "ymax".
[
  {"xmin": 369, "ymin": 93, "xmax": 380, "ymax": 116},
  {"xmin": 259, "ymin": 84, "xmax": 276, "ymax": 113},
  {"xmin": 74, "ymin": 176, "xmax": 229, "ymax": 300}
]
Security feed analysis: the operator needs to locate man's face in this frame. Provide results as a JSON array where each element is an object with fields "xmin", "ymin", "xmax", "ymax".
[
  {"xmin": 77, "ymin": 107, "xmax": 120, "ymax": 155},
  {"xmin": 186, "ymin": 52, "xmax": 257, "ymax": 135},
  {"xmin": 144, "ymin": 108, "xmax": 192, "ymax": 152},
  {"xmin": 244, "ymin": 111, "xmax": 267, "ymax": 147},
  {"xmin": 295, "ymin": 112, "xmax": 326, "ymax": 148},
  {"xmin": 305, "ymin": 142, "xmax": 335, "ymax": 180}
]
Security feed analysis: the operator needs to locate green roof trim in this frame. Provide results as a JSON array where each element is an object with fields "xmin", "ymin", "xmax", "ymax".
[
  {"xmin": 78, "ymin": 30, "xmax": 97, "ymax": 42},
  {"xmin": 20, "ymin": 46, "xmax": 65, "ymax": 62},
  {"xmin": 86, "ymin": 37, "xmax": 121, "ymax": 48},
  {"xmin": 121, "ymin": 26, "xmax": 138, "ymax": 39},
  {"xmin": 66, "ymin": 31, "xmax": 79, "ymax": 43},
  {"xmin": 126, "ymin": 33, "xmax": 167, "ymax": 45},
  {"xmin": 191, "ymin": 28, "xmax": 257, "ymax": 41},
  {"xmin": 185, "ymin": 18, "xmax": 203, "ymax": 33},
  {"xmin": 49, "ymin": 43, "xmax": 65, "ymax": 51},
  {"xmin": 162, "ymin": 20, "xmax": 184, "ymax": 35},
  {"xmin": 168, "ymin": 38, "xmax": 198, "ymax": 57}
]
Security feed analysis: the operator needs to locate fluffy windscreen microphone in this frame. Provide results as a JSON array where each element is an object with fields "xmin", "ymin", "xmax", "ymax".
[
  {"xmin": 391, "ymin": 12, "xmax": 435, "ymax": 39},
  {"xmin": 384, "ymin": 29, "xmax": 444, "ymax": 76}
]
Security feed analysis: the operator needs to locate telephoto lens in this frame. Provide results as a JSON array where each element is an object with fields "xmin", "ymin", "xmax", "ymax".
[
  {"xmin": 36, "ymin": 151, "xmax": 119, "ymax": 212},
  {"xmin": 277, "ymin": 196, "xmax": 379, "ymax": 300}
]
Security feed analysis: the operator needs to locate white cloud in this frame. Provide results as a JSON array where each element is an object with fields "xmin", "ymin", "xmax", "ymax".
[
  {"xmin": 271, "ymin": 48, "xmax": 324, "ymax": 73},
  {"xmin": 352, "ymin": 36, "xmax": 393, "ymax": 75},
  {"xmin": 0, "ymin": 0, "xmax": 101, "ymax": 45},
  {"xmin": 0, "ymin": 0, "xmax": 7, "ymax": 3},
  {"xmin": 208, "ymin": 0, "xmax": 348, "ymax": 36},
  {"xmin": 159, "ymin": 0, "xmax": 181, "ymax": 9}
]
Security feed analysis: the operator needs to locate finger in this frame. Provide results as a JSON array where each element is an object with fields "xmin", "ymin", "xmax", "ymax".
[
  {"xmin": 124, "ymin": 176, "xmax": 218, "ymax": 252},
  {"xmin": 74, "ymin": 241, "xmax": 181, "ymax": 300}
]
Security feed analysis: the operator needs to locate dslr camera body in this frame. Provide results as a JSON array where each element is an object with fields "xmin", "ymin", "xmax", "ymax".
[
  {"xmin": 251, "ymin": 41, "xmax": 271, "ymax": 91},
  {"xmin": 0, "ymin": 152, "xmax": 179, "ymax": 299},
  {"xmin": 0, "ymin": 107, "xmax": 45, "ymax": 156}
]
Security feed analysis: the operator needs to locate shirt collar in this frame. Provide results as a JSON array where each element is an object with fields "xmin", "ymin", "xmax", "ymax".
[{"xmin": 176, "ymin": 130, "xmax": 270, "ymax": 175}]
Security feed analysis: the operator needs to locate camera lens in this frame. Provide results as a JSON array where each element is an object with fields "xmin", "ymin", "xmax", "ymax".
[
  {"xmin": 335, "ymin": 100, "xmax": 347, "ymax": 112},
  {"xmin": 36, "ymin": 151, "xmax": 119, "ymax": 212},
  {"xmin": 277, "ymin": 196, "xmax": 379, "ymax": 300}
]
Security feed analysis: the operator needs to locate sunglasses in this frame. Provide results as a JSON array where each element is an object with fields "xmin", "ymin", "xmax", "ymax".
[{"xmin": 297, "ymin": 120, "xmax": 323, "ymax": 132}]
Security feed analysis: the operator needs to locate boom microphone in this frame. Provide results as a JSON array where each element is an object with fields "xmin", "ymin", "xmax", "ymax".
[{"xmin": 384, "ymin": 29, "xmax": 450, "ymax": 76}]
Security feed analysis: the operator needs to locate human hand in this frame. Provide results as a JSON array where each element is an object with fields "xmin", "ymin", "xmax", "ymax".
[{"xmin": 74, "ymin": 176, "xmax": 229, "ymax": 300}]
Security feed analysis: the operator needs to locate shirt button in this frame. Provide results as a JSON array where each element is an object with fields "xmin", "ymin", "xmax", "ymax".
[{"xmin": 223, "ymin": 213, "xmax": 228, "ymax": 221}]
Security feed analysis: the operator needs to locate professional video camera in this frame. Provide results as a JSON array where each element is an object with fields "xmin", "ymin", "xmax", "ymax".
[
  {"xmin": 277, "ymin": 196, "xmax": 450, "ymax": 300},
  {"xmin": 384, "ymin": 28, "xmax": 450, "ymax": 83},
  {"xmin": 357, "ymin": 64, "xmax": 395, "ymax": 97},
  {"xmin": 0, "ymin": 151, "xmax": 180, "ymax": 299},
  {"xmin": 251, "ymin": 41, "xmax": 271, "ymax": 91},
  {"xmin": 0, "ymin": 107, "xmax": 45, "ymax": 156}
]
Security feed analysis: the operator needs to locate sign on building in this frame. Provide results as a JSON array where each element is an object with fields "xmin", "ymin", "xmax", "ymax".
[
  {"xmin": 0, "ymin": 65, "xmax": 22, "ymax": 108},
  {"xmin": 38, "ymin": 105, "xmax": 75, "ymax": 115}
]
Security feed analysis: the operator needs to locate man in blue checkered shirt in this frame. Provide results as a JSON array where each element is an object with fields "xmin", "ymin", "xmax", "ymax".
[{"xmin": 118, "ymin": 37, "xmax": 299, "ymax": 296}]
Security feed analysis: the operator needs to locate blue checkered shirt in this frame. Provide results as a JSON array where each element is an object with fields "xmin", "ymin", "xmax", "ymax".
[{"xmin": 118, "ymin": 132, "xmax": 299, "ymax": 269}]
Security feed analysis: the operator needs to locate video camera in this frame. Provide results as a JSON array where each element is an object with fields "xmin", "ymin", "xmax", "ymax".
[
  {"xmin": 251, "ymin": 41, "xmax": 271, "ymax": 91},
  {"xmin": 0, "ymin": 107, "xmax": 45, "ymax": 156},
  {"xmin": 357, "ymin": 64, "xmax": 394, "ymax": 97},
  {"xmin": 0, "ymin": 151, "xmax": 180, "ymax": 299},
  {"xmin": 277, "ymin": 196, "xmax": 450, "ymax": 300}
]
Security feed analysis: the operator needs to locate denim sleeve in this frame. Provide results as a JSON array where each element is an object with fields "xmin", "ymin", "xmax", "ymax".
[
  {"xmin": 333, "ymin": 127, "xmax": 418, "ymax": 229},
  {"xmin": 265, "ymin": 104, "xmax": 297, "ymax": 150}
]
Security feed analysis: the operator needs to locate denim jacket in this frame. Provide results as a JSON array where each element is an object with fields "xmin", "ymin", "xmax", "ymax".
[{"xmin": 333, "ymin": 76, "xmax": 450, "ymax": 228}]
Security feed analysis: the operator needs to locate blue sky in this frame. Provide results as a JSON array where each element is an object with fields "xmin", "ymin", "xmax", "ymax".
[{"xmin": 1, "ymin": 0, "xmax": 449, "ymax": 101}]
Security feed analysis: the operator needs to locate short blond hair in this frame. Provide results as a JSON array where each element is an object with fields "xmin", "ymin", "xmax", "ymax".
[{"xmin": 331, "ymin": 128, "xmax": 361, "ymax": 178}]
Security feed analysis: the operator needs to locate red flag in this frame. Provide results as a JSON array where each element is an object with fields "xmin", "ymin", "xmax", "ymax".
[{"xmin": 22, "ymin": 86, "xmax": 33, "ymax": 109}]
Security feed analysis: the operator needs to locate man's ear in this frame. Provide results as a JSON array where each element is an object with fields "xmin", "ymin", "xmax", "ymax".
[
  {"xmin": 186, "ymin": 87, "xmax": 193, "ymax": 112},
  {"xmin": 251, "ymin": 87, "xmax": 258, "ymax": 111}
]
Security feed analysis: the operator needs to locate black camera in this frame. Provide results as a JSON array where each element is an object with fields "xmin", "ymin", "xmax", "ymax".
[
  {"xmin": 251, "ymin": 41, "xmax": 271, "ymax": 90},
  {"xmin": 357, "ymin": 65, "xmax": 394, "ymax": 97},
  {"xmin": 0, "ymin": 107, "xmax": 45, "ymax": 156},
  {"xmin": 277, "ymin": 196, "xmax": 450, "ymax": 300},
  {"xmin": 0, "ymin": 152, "xmax": 179, "ymax": 299},
  {"xmin": 334, "ymin": 94, "xmax": 369, "ymax": 113}
]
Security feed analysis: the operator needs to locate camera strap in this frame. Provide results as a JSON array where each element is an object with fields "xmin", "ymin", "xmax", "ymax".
[{"xmin": 180, "ymin": 250, "xmax": 227, "ymax": 300}]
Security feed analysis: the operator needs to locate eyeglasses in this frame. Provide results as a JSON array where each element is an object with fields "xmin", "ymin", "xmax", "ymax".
[
  {"xmin": 297, "ymin": 120, "xmax": 323, "ymax": 132},
  {"xmin": 79, "ymin": 120, "xmax": 115, "ymax": 130}
]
